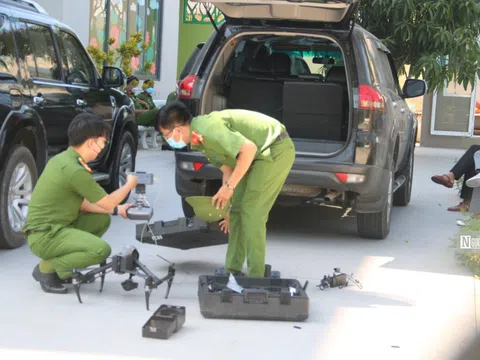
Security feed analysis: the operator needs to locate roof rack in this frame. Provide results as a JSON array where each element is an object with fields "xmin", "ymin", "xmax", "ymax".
[{"xmin": 0, "ymin": 0, "xmax": 49, "ymax": 15}]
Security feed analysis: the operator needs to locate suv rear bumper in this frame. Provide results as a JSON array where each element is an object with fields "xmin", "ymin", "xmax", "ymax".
[{"xmin": 175, "ymin": 151, "xmax": 390, "ymax": 213}]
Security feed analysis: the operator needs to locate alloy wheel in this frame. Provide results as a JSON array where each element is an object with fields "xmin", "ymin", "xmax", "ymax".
[{"xmin": 7, "ymin": 162, "xmax": 33, "ymax": 232}]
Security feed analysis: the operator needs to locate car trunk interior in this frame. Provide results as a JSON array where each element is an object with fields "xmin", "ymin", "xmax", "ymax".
[{"xmin": 200, "ymin": 33, "xmax": 350, "ymax": 154}]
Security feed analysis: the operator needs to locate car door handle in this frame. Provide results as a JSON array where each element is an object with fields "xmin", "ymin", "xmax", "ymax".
[
  {"xmin": 33, "ymin": 95, "xmax": 45, "ymax": 105},
  {"xmin": 400, "ymin": 107, "xmax": 405, "ymax": 114},
  {"xmin": 76, "ymin": 99, "xmax": 87, "ymax": 107}
]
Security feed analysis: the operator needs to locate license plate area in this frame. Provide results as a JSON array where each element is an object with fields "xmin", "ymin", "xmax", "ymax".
[{"xmin": 281, "ymin": 184, "xmax": 322, "ymax": 197}]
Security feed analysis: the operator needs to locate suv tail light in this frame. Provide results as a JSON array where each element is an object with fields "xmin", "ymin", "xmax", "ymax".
[
  {"xmin": 358, "ymin": 84, "xmax": 385, "ymax": 111},
  {"xmin": 177, "ymin": 75, "xmax": 198, "ymax": 99}
]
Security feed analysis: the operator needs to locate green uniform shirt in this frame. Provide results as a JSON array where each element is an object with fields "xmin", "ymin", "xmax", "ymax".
[
  {"xmin": 190, "ymin": 109, "xmax": 286, "ymax": 168},
  {"xmin": 126, "ymin": 91, "xmax": 148, "ymax": 111},
  {"xmin": 137, "ymin": 92, "xmax": 156, "ymax": 109},
  {"xmin": 23, "ymin": 147, "xmax": 108, "ymax": 232}
]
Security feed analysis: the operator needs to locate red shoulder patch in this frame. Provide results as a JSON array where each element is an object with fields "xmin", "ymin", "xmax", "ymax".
[
  {"xmin": 78, "ymin": 158, "xmax": 93, "ymax": 173},
  {"xmin": 191, "ymin": 130, "xmax": 204, "ymax": 146}
]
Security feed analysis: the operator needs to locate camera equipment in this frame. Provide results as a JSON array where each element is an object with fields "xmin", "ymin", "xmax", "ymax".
[
  {"xmin": 72, "ymin": 245, "xmax": 175, "ymax": 310},
  {"xmin": 126, "ymin": 172, "xmax": 154, "ymax": 221},
  {"xmin": 316, "ymin": 268, "xmax": 362, "ymax": 290}
]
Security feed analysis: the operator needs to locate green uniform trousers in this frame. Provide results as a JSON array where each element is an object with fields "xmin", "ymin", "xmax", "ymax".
[
  {"xmin": 226, "ymin": 136, "xmax": 295, "ymax": 277},
  {"xmin": 28, "ymin": 213, "xmax": 112, "ymax": 279}
]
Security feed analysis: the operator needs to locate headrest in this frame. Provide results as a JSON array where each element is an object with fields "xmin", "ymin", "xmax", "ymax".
[
  {"xmin": 326, "ymin": 66, "xmax": 346, "ymax": 83},
  {"xmin": 268, "ymin": 53, "xmax": 291, "ymax": 76}
]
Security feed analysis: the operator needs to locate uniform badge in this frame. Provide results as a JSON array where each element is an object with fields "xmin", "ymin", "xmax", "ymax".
[
  {"xmin": 191, "ymin": 130, "xmax": 204, "ymax": 145},
  {"xmin": 78, "ymin": 157, "xmax": 93, "ymax": 173}
]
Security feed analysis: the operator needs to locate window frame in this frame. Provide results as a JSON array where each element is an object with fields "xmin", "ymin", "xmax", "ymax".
[
  {"xmin": 56, "ymin": 29, "xmax": 98, "ymax": 88},
  {"xmin": 89, "ymin": 0, "xmax": 164, "ymax": 81},
  {"xmin": 0, "ymin": 13, "xmax": 22, "ymax": 83},
  {"xmin": 21, "ymin": 20, "xmax": 64, "ymax": 83}
]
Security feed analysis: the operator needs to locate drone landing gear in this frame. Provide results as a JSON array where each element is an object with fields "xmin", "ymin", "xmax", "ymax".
[{"xmin": 72, "ymin": 245, "xmax": 175, "ymax": 310}]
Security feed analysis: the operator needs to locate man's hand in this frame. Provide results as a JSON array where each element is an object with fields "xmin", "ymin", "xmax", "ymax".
[
  {"xmin": 117, "ymin": 203, "xmax": 134, "ymax": 219},
  {"xmin": 219, "ymin": 212, "xmax": 230, "ymax": 234},
  {"xmin": 211, "ymin": 184, "xmax": 234, "ymax": 210}
]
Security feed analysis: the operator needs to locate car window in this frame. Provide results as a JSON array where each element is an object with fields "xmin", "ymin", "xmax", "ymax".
[
  {"xmin": 179, "ymin": 43, "xmax": 204, "ymax": 80},
  {"xmin": 375, "ymin": 51, "xmax": 397, "ymax": 93},
  {"xmin": 25, "ymin": 23, "xmax": 61, "ymax": 81},
  {"xmin": 0, "ymin": 14, "xmax": 20, "ymax": 82},
  {"xmin": 56, "ymin": 31, "xmax": 95, "ymax": 86},
  {"xmin": 387, "ymin": 53, "xmax": 402, "ymax": 95}
]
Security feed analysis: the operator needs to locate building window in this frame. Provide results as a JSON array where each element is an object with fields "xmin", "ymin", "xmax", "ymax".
[{"xmin": 89, "ymin": 0, "xmax": 162, "ymax": 79}]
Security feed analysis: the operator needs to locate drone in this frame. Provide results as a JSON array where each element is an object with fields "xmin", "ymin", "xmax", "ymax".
[
  {"xmin": 71, "ymin": 172, "xmax": 175, "ymax": 311},
  {"xmin": 317, "ymin": 268, "xmax": 362, "ymax": 290}
]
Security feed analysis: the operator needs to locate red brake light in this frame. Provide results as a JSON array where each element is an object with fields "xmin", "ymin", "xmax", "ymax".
[
  {"xmin": 335, "ymin": 173, "xmax": 347, "ymax": 183},
  {"xmin": 178, "ymin": 75, "xmax": 198, "ymax": 99},
  {"xmin": 193, "ymin": 162, "xmax": 204, "ymax": 171},
  {"xmin": 359, "ymin": 84, "xmax": 385, "ymax": 111}
]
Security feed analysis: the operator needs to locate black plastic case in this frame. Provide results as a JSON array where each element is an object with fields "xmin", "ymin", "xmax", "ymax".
[
  {"xmin": 198, "ymin": 275, "xmax": 309, "ymax": 321},
  {"xmin": 142, "ymin": 305, "xmax": 186, "ymax": 340},
  {"xmin": 135, "ymin": 216, "xmax": 228, "ymax": 250}
]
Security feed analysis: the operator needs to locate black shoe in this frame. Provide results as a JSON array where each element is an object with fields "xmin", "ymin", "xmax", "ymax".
[
  {"xmin": 56, "ymin": 273, "xmax": 96, "ymax": 285},
  {"xmin": 32, "ymin": 265, "xmax": 68, "ymax": 294}
]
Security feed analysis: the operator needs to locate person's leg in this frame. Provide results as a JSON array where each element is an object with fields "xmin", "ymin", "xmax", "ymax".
[
  {"xmin": 239, "ymin": 138, "xmax": 295, "ymax": 277},
  {"xmin": 34, "ymin": 213, "xmax": 112, "ymax": 280},
  {"xmin": 432, "ymin": 145, "xmax": 480, "ymax": 188},
  {"xmin": 225, "ymin": 177, "xmax": 247, "ymax": 274},
  {"xmin": 465, "ymin": 151, "xmax": 480, "ymax": 189},
  {"xmin": 450, "ymin": 145, "xmax": 480, "ymax": 180}
]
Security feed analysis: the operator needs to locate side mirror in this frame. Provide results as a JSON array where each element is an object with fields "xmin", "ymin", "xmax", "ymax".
[
  {"xmin": 102, "ymin": 66, "xmax": 124, "ymax": 88},
  {"xmin": 402, "ymin": 79, "xmax": 426, "ymax": 99}
]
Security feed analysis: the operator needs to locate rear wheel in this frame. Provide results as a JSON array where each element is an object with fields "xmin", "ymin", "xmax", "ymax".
[
  {"xmin": 357, "ymin": 170, "xmax": 393, "ymax": 239},
  {"xmin": 106, "ymin": 131, "xmax": 136, "ymax": 202},
  {"xmin": 0, "ymin": 145, "xmax": 38, "ymax": 249}
]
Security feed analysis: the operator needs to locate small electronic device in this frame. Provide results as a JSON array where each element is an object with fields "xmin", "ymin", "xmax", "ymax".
[
  {"xmin": 126, "ymin": 171, "xmax": 154, "ymax": 221},
  {"xmin": 317, "ymin": 268, "xmax": 362, "ymax": 290}
]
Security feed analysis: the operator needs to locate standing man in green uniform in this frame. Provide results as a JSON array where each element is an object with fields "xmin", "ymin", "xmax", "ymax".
[
  {"xmin": 23, "ymin": 113, "xmax": 139, "ymax": 294},
  {"xmin": 156, "ymin": 101, "xmax": 295, "ymax": 277}
]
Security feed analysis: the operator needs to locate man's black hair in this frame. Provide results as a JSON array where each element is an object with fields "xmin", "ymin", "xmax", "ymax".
[
  {"xmin": 68, "ymin": 112, "xmax": 111, "ymax": 147},
  {"xmin": 127, "ymin": 75, "xmax": 139, "ymax": 85},
  {"xmin": 156, "ymin": 101, "xmax": 192, "ymax": 131}
]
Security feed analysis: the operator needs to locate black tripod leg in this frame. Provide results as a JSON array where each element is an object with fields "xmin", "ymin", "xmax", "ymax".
[
  {"xmin": 72, "ymin": 272, "xmax": 83, "ymax": 304},
  {"xmin": 99, "ymin": 262, "xmax": 106, "ymax": 292},
  {"xmin": 145, "ymin": 277, "xmax": 153, "ymax": 311},
  {"xmin": 165, "ymin": 277, "xmax": 173, "ymax": 299}
]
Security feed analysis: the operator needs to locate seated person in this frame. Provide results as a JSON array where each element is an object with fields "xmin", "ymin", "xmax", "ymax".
[
  {"xmin": 23, "ymin": 112, "xmax": 139, "ymax": 294},
  {"xmin": 137, "ymin": 79, "xmax": 156, "ymax": 109},
  {"xmin": 124, "ymin": 75, "xmax": 158, "ymax": 127},
  {"xmin": 431, "ymin": 145, "xmax": 480, "ymax": 211}
]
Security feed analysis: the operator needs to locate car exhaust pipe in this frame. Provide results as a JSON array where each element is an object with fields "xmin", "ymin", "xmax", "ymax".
[{"xmin": 324, "ymin": 190, "xmax": 341, "ymax": 203}]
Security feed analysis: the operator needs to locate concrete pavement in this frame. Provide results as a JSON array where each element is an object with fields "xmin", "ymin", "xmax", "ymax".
[{"xmin": 0, "ymin": 146, "xmax": 478, "ymax": 360}]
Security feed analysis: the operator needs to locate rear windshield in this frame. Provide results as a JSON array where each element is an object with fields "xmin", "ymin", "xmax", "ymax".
[{"xmin": 224, "ymin": 34, "xmax": 345, "ymax": 81}]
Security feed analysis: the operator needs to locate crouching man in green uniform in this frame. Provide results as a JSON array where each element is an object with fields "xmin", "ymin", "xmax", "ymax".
[
  {"xmin": 156, "ymin": 101, "xmax": 296, "ymax": 277},
  {"xmin": 23, "ymin": 113, "xmax": 139, "ymax": 294}
]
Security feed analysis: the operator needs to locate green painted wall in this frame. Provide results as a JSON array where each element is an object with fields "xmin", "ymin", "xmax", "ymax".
[{"xmin": 176, "ymin": 0, "xmax": 215, "ymax": 79}]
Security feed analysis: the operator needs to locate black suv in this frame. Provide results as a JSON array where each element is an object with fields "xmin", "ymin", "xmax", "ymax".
[
  {"xmin": 0, "ymin": 0, "xmax": 138, "ymax": 249},
  {"xmin": 172, "ymin": 0, "xmax": 426, "ymax": 239}
]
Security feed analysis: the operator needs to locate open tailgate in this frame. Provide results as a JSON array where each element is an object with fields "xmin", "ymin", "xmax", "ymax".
[{"xmin": 191, "ymin": 0, "xmax": 359, "ymax": 24}]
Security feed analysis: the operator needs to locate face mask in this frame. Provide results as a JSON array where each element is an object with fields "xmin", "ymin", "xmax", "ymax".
[
  {"xmin": 167, "ymin": 137, "xmax": 186, "ymax": 149},
  {"xmin": 146, "ymin": 87, "xmax": 154, "ymax": 95},
  {"xmin": 166, "ymin": 129, "xmax": 186, "ymax": 149}
]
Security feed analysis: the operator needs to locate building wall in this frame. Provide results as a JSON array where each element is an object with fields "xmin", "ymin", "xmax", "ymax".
[
  {"xmin": 35, "ymin": 0, "xmax": 181, "ymax": 100},
  {"xmin": 420, "ymin": 93, "xmax": 478, "ymax": 150},
  {"xmin": 176, "ymin": 0, "xmax": 215, "ymax": 78}
]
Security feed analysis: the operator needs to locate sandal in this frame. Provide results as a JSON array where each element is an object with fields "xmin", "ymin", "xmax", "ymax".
[
  {"xmin": 447, "ymin": 203, "xmax": 470, "ymax": 212},
  {"xmin": 431, "ymin": 174, "xmax": 454, "ymax": 188}
]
